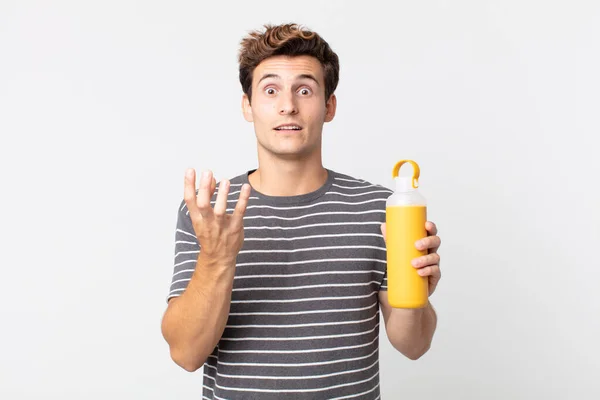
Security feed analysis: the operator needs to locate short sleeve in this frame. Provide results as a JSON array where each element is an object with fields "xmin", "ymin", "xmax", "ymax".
[
  {"xmin": 377, "ymin": 215, "xmax": 388, "ymax": 292},
  {"xmin": 379, "ymin": 271, "xmax": 388, "ymax": 291},
  {"xmin": 166, "ymin": 199, "xmax": 200, "ymax": 302}
]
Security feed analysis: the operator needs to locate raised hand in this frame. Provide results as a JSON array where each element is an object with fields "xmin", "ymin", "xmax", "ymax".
[{"xmin": 184, "ymin": 169, "xmax": 251, "ymax": 265}]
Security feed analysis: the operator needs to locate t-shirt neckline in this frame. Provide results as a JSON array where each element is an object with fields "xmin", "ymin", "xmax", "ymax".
[{"xmin": 242, "ymin": 168, "xmax": 335, "ymax": 206}]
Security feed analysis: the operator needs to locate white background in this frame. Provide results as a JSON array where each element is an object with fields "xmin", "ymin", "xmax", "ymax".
[{"xmin": 1, "ymin": 0, "xmax": 599, "ymax": 399}]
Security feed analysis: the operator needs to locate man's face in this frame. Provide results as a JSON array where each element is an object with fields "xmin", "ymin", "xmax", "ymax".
[{"xmin": 242, "ymin": 55, "xmax": 336, "ymax": 159}]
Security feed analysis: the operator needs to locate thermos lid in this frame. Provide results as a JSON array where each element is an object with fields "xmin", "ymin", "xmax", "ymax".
[{"xmin": 392, "ymin": 159, "xmax": 420, "ymax": 190}]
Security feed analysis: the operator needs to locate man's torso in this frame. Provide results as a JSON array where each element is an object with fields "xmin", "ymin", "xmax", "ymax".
[{"xmin": 169, "ymin": 169, "xmax": 392, "ymax": 399}]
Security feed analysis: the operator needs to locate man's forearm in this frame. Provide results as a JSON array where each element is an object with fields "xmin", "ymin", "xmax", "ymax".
[
  {"xmin": 161, "ymin": 253, "xmax": 235, "ymax": 371},
  {"xmin": 385, "ymin": 302, "xmax": 437, "ymax": 360}
]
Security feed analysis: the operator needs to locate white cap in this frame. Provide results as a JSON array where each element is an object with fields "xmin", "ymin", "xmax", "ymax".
[{"xmin": 394, "ymin": 176, "xmax": 418, "ymax": 192}]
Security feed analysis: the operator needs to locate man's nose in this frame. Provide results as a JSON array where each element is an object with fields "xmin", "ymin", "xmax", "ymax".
[{"xmin": 278, "ymin": 92, "xmax": 298, "ymax": 115}]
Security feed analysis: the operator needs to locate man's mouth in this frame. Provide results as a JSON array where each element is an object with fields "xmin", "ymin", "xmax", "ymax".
[{"xmin": 274, "ymin": 124, "xmax": 303, "ymax": 131}]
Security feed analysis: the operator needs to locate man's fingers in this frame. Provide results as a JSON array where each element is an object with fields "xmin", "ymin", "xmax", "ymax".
[
  {"xmin": 411, "ymin": 253, "xmax": 440, "ymax": 268},
  {"xmin": 214, "ymin": 179, "xmax": 230, "ymax": 217},
  {"xmin": 417, "ymin": 264, "xmax": 441, "ymax": 279},
  {"xmin": 196, "ymin": 170, "xmax": 214, "ymax": 218},
  {"xmin": 183, "ymin": 169, "xmax": 200, "ymax": 218},
  {"xmin": 232, "ymin": 183, "xmax": 251, "ymax": 222},
  {"xmin": 416, "ymin": 236, "xmax": 441, "ymax": 252},
  {"xmin": 380, "ymin": 223, "xmax": 387, "ymax": 243},
  {"xmin": 417, "ymin": 264, "xmax": 436, "ymax": 277},
  {"xmin": 428, "ymin": 236, "xmax": 441, "ymax": 252},
  {"xmin": 426, "ymin": 221, "xmax": 438, "ymax": 236}
]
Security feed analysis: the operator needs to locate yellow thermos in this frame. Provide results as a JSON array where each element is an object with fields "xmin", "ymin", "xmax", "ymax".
[{"xmin": 386, "ymin": 160, "xmax": 429, "ymax": 308}]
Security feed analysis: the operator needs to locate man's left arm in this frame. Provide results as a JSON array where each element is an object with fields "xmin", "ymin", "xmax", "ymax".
[{"xmin": 378, "ymin": 221, "xmax": 442, "ymax": 360}]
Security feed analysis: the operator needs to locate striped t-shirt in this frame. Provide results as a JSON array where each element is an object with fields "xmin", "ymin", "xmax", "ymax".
[{"xmin": 168, "ymin": 168, "xmax": 393, "ymax": 399}]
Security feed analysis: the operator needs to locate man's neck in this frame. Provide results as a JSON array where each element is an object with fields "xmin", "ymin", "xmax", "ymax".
[{"xmin": 248, "ymin": 152, "xmax": 328, "ymax": 197}]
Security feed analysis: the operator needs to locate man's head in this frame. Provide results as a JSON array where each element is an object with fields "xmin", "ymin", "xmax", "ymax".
[
  {"xmin": 238, "ymin": 24, "xmax": 339, "ymax": 160},
  {"xmin": 239, "ymin": 23, "xmax": 339, "ymax": 105}
]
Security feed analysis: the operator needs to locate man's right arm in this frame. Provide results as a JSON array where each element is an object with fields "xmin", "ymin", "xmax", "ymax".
[
  {"xmin": 161, "ymin": 169, "xmax": 250, "ymax": 372},
  {"xmin": 161, "ymin": 253, "xmax": 235, "ymax": 372}
]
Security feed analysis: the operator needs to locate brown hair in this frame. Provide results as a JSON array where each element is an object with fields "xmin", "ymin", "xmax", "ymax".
[{"xmin": 238, "ymin": 23, "xmax": 340, "ymax": 104}]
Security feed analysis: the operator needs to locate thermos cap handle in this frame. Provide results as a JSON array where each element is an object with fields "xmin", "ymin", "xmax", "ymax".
[{"xmin": 392, "ymin": 160, "xmax": 420, "ymax": 189}]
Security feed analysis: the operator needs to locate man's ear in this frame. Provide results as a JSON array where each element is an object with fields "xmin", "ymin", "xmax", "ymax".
[
  {"xmin": 324, "ymin": 94, "xmax": 337, "ymax": 123},
  {"xmin": 242, "ymin": 94, "xmax": 253, "ymax": 122}
]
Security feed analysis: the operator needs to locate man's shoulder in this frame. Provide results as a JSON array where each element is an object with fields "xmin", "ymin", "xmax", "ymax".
[
  {"xmin": 328, "ymin": 169, "xmax": 393, "ymax": 215},
  {"xmin": 326, "ymin": 170, "xmax": 391, "ymax": 222},
  {"xmin": 330, "ymin": 169, "xmax": 393, "ymax": 193}
]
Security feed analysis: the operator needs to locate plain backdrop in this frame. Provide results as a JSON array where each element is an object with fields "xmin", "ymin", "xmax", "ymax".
[{"xmin": 1, "ymin": 0, "xmax": 599, "ymax": 399}]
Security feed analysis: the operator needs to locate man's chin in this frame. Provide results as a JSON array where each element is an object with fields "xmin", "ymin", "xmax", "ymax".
[{"xmin": 261, "ymin": 146, "xmax": 312, "ymax": 160}]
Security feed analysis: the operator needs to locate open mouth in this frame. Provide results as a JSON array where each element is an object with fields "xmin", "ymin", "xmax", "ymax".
[{"xmin": 274, "ymin": 124, "xmax": 303, "ymax": 131}]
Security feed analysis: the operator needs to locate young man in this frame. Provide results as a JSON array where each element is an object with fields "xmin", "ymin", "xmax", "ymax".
[{"xmin": 161, "ymin": 23, "xmax": 442, "ymax": 399}]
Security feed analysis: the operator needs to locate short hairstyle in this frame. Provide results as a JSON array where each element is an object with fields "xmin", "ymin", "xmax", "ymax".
[{"xmin": 238, "ymin": 23, "xmax": 340, "ymax": 103}]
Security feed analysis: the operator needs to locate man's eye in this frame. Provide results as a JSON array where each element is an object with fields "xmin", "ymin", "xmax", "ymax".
[
  {"xmin": 299, "ymin": 88, "xmax": 311, "ymax": 95},
  {"xmin": 265, "ymin": 88, "xmax": 276, "ymax": 95}
]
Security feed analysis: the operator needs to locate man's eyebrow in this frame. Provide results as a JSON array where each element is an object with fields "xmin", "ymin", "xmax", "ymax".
[
  {"xmin": 297, "ymin": 74, "xmax": 320, "ymax": 86},
  {"xmin": 258, "ymin": 73, "xmax": 280, "ymax": 84},
  {"xmin": 257, "ymin": 73, "xmax": 321, "ymax": 86}
]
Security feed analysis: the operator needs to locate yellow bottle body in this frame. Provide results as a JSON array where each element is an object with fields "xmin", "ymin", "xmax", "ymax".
[{"xmin": 386, "ymin": 204, "xmax": 429, "ymax": 308}]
